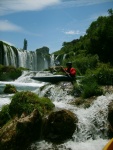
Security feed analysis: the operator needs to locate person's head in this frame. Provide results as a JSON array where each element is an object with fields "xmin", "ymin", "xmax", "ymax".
[{"xmin": 66, "ymin": 62, "xmax": 72, "ymax": 68}]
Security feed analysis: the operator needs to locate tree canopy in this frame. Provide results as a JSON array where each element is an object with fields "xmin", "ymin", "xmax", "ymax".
[{"xmin": 54, "ymin": 9, "xmax": 113, "ymax": 65}]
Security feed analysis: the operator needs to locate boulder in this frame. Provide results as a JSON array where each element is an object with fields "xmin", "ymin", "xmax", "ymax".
[
  {"xmin": 0, "ymin": 109, "xmax": 42, "ymax": 150},
  {"xmin": 108, "ymin": 100, "xmax": 113, "ymax": 137},
  {"xmin": 108, "ymin": 101, "xmax": 113, "ymax": 127},
  {"xmin": 43, "ymin": 109, "xmax": 78, "ymax": 143},
  {"xmin": 3, "ymin": 84, "xmax": 17, "ymax": 94}
]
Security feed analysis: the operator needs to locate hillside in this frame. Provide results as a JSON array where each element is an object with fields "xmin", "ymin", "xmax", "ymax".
[{"xmin": 53, "ymin": 9, "xmax": 113, "ymax": 75}]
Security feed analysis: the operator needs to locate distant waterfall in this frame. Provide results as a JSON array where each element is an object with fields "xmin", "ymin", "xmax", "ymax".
[
  {"xmin": 50, "ymin": 54, "xmax": 55, "ymax": 67},
  {"xmin": 0, "ymin": 41, "xmax": 52, "ymax": 71},
  {"xmin": 18, "ymin": 50, "xmax": 38, "ymax": 70},
  {"xmin": 3, "ymin": 44, "xmax": 17, "ymax": 67}
]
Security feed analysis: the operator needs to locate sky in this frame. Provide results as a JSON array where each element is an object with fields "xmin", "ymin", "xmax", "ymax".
[{"xmin": 0, "ymin": 0, "xmax": 113, "ymax": 53}]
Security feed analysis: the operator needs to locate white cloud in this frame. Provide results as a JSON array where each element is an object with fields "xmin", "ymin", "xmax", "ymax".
[
  {"xmin": 0, "ymin": 0, "xmax": 111, "ymax": 16},
  {"xmin": 0, "ymin": 0, "xmax": 60, "ymax": 16},
  {"xmin": 60, "ymin": 0, "xmax": 113, "ymax": 7},
  {"xmin": 64, "ymin": 30, "xmax": 80, "ymax": 35},
  {"xmin": 0, "ymin": 20, "xmax": 23, "ymax": 31}
]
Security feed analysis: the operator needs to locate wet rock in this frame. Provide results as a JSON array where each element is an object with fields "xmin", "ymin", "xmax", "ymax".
[
  {"xmin": 0, "ymin": 109, "xmax": 42, "ymax": 150},
  {"xmin": 3, "ymin": 84, "xmax": 17, "ymax": 94},
  {"xmin": 108, "ymin": 101, "xmax": 113, "ymax": 127},
  {"xmin": 108, "ymin": 100, "xmax": 113, "ymax": 137},
  {"xmin": 43, "ymin": 109, "xmax": 78, "ymax": 143}
]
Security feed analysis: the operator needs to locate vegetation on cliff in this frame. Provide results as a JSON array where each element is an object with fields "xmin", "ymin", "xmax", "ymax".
[
  {"xmin": 54, "ymin": 9, "xmax": 113, "ymax": 66},
  {"xmin": 53, "ymin": 9, "xmax": 113, "ymax": 98}
]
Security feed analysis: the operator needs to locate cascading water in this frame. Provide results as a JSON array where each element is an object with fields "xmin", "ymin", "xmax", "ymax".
[
  {"xmin": 3, "ymin": 44, "xmax": 17, "ymax": 67},
  {"xmin": 0, "ymin": 42, "xmax": 51, "ymax": 71},
  {"xmin": 50, "ymin": 54, "xmax": 55, "ymax": 67},
  {"xmin": 18, "ymin": 50, "xmax": 38, "ymax": 70},
  {"xmin": 0, "ymin": 71, "xmax": 112, "ymax": 150}
]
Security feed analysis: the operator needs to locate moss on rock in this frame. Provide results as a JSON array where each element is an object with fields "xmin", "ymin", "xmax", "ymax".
[
  {"xmin": 0, "ymin": 91, "xmax": 55, "ymax": 149},
  {"xmin": 9, "ymin": 91, "xmax": 55, "ymax": 117},
  {"xmin": 0, "ymin": 65, "xmax": 22, "ymax": 81},
  {"xmin": 3, "ymin": 84, "xmax": 17, "ymax": 94}
]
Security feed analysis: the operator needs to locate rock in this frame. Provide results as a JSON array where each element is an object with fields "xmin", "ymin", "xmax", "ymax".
[
  {"xmin": 3, "ymin": 84, "xmax": 17, "ymax": 94},
  {"xmin": 108, "ymin": 101, "xmax": 113, "ymax": 127},
  {"xmin": 0, "ymin": 109, "xmax": 42, "ymax": 150},
  {"xmin": 108, "ymin": 100, "xmax": 113, "ymax": 137},
  {"xmin": 43, "ymin": 109, "xmax": 78, "ymax": 143}
]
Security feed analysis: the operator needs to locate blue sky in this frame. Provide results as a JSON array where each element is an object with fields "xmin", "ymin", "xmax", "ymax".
[{"xmin": 0, "ymin": 0, "xmax": 113, "ymax": 53}]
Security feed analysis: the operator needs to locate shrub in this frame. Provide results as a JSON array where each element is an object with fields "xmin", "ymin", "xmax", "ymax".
[
  {"xmin": 86, "ymin": 63, "xmax": 113, "ymax": 85},
  {"xmin": 0, "ymin": 105, "xmax": 11, "ymax": 127},
  {"xmin": 0, "ymin": 65, "xmax": 22, "ymax": 81},
  {"xmin": 95, "ymin": 63, "xmax": 113, "ymax": 85},
  {"xmin": 72, "ymin": 82, "xmax": 82, "ymax": 97},
  {"xmin": 81, "ymin": 75, "xmax": 103, "ymax": 98},
  {"xmin": 3, "ymin": 84, "xmax": 17, "ymax": 94},
  {"xmin": 9, "ymin": 91, "xmax": 55, "ymax": 117},
  {"xmin": 74, "ymin": 54, "xmax": 99, "ymax": 75}
]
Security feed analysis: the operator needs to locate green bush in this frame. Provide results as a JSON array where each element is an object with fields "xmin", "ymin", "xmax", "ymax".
[
  {"xmin": 80, "ymin": 75, "xmax": 103, "ymax": 98},
  {"xmin": 0, "ymin": 65, "xmax": 22, "ymax": 81},
  {"xmin": 9, "ymin": 91, "xmax": 55, "ymax": 117},
  {"xmin": 86, "ymin": 63, "xmax": 113, "ymax": 85},
  {"xmin": 95, "ymin": 63, "xmax": 113, "ymax": 85},
  {"xmin": 0, "ymin": 105, "xmax": 11, "ymax": 127},
  {"xmin": 74, "ymin": 55, "xmax": 99, "ymax": 75},
  {"xmin": 3, "ymin": 84, "xmax": 17, "ymax": 94},
  {"xmin": 72, "ymin": 82, "xmax": 82, "ymax": 97}
]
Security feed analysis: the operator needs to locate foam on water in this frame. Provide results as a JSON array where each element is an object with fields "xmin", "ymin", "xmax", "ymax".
[
  {"xmin": 35, "ymin": 84, "xmax": 113, "ymax": 150},
  {"xmin": 0, "ymin": 71, "xmax": 112, "ymax": 150},
  {"xmin": 0, "ymin": 95, "xmax": 11, "ymax": 110}
]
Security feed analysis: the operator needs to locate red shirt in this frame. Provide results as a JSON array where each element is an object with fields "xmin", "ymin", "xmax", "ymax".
[{"xmin": 65, "ymin": 67, "xmax": 76, "ymax": 77}]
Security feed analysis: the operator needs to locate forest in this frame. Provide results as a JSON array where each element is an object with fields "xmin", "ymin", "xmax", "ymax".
[{"xmin": 53, "ymin": 9, "xmax": 113, "ymax": 98}]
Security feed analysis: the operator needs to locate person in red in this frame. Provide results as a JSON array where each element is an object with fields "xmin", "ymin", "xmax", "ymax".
[{"xmin": 63, "ymin": 62, "xmax": 76, "ymax": 78}]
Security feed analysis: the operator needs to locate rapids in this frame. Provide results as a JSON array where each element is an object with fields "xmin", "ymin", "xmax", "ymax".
[{"xmin": 0, "ymin": 71, "xmax": 111, "ymax": 150}]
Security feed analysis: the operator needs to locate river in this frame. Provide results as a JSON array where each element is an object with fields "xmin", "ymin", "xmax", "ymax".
[{"xmin": 0, "ymin": 71, "xmax": 111, "ymax": 150}]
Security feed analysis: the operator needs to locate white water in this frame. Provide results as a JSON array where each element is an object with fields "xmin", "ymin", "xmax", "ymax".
[
  {"xmin": 3, "ymin": 45, "xmax": 17, "ymax": 67},
  {"xmin": 0, "ymin": 71, "xmax": 111, "ymax": 150},
  {"xmin": 2, "ymin": 43, "xmax": 51, "ymax": 71},
  {"xmin": 18, "ymin": 50, "xmax": 38, "ymax": 70}
]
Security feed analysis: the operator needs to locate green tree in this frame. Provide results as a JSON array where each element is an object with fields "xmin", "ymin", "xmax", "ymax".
[{"xmin": 86, "ymin": 9, "xmax": 113, "ymax": 64}]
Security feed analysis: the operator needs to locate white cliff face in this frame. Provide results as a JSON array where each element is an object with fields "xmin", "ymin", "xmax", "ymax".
[{"xmin": 0, "ymin": 42, "xmax": 51, "ymax": 71}]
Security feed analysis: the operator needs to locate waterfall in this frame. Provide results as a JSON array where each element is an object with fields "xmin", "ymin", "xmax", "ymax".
[
  {"xmin": 0, "ymin": 41, "xmax": 51, "ymax": 71},
  {"xmin": 50, "ymin": 54, "xmax": 55, "ymax": 67},
  {"xmin": 3, "ymin": 44, "xmax": 17, "ymax": 67},
  {"xmin": 18, "ymin": 50, "xmax": 38, "ymax": 70},
  {"xmin": 63, "ymin": 54, "xmax": 66, "ymax": 60},
  {"xmin": 17, "ymin": 50, "xmax": 48, "ymax": 70}
]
